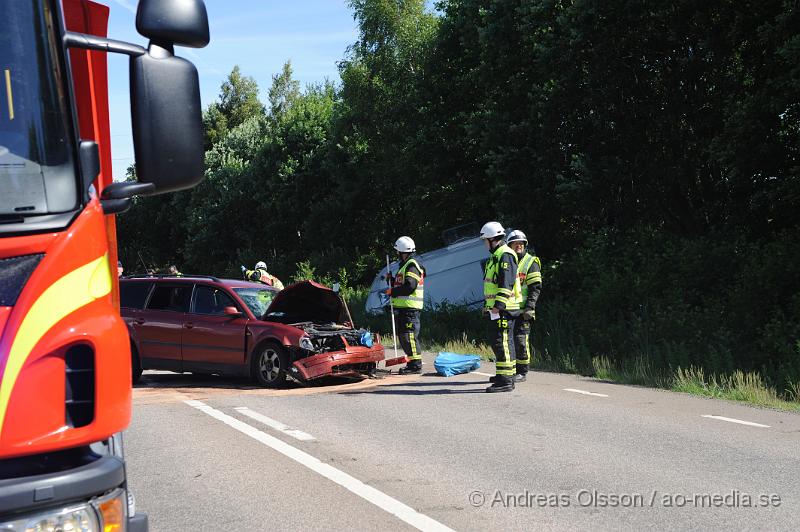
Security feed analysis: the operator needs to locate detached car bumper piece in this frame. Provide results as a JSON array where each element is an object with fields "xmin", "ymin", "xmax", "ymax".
[{"xmin": 292, "ymin": 344, "xmax": 385, "ymax": 381}]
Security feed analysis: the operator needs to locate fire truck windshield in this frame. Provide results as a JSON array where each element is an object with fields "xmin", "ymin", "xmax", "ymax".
[{"xmin": 0, "ymin": 1, "xmax": 79, "ymax": 219}]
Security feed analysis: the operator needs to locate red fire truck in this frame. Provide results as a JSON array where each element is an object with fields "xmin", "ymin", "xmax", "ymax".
[{"xmin": 0, "ymin": 0, "xmax": 208, "ymax": 529}]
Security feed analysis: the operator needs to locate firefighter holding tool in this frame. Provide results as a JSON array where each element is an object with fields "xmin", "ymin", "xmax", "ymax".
[{"xmin": 385, "ymin": 236, "xmax": 425, "ymax": 374}]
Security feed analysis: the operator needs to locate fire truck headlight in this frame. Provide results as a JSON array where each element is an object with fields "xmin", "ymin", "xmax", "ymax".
[
  {"xmin": 0, "ymin": 488, "xmax": 127, "ymax": 532},
  {"xmin": 0, "ymin": 503, "xmax": 99, "ymax": 531}
]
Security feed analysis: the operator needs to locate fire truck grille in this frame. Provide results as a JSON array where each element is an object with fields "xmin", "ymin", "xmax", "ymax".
[{"xmin": 65, "ymin": 345, "xmax": 95, "ymax": 428}]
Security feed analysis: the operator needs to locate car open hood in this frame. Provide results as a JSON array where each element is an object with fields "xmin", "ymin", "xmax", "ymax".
[{"xmin": 264, "ymin": 280, "xmax": 348, "ymax": 324}]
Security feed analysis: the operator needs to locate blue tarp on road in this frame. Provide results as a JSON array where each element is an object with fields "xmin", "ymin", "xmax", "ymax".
[{"xmin": 434, "ymin": 352, "xmax": 481, "ymax": 377}]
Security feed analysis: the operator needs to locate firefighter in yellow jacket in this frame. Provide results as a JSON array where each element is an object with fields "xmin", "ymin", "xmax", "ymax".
[
  {"xmin": 385, "ymin": 236, "xmax": 425, "ymax": 375},
  {"xmin": 480, "ymin": 222, "xmax": 521, "ymax": 393},
  {"xmin": 244, "ymin": 261, "xmax": 285, "ymax": 290},
  {"xmin": 505, "ymin": 230, "xmax": 542, "ymax": 381}
]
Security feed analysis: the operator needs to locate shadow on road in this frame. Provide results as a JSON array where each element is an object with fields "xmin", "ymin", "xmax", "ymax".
[
  {"xmin": 135, "ymin": 371, "xmax": 364, "ymax": 391},
  {"xmin": 377, "ymin": 379, "xmax": 484, "ymax": 387},
  {"xmin": 341, "ymin": 382, "xmax": 486, "ymax": 396}
]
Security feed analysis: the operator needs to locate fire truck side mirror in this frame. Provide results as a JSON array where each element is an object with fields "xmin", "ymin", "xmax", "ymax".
[
  {"xmin": 63, "ymin": 0, "xmax": 209, "ymax": 196},
  {"xmin": 130, "ymin": 51, "xmax": 204, "ymax": 194},
  {"xmin": 136, "ymin": 0, "xmax": 210, "ymax": 49}
]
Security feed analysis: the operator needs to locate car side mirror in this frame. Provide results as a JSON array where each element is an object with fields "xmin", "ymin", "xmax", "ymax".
[{"xmin": 223, "ymin": 306, "xmax": 242, "ymax": 317}]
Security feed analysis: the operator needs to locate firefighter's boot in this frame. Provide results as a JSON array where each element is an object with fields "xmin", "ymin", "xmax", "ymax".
[
  {"xmin": 486, "ymin": 376, "xmax": 514, "ymax": 393},
  {"xmin": 399, "ymin": 362, "xmax": 422, "ymax": 375}
]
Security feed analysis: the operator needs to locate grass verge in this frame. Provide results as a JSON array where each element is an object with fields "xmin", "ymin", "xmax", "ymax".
[
  {"xmin": 343, "ymin": 289, "xmax": 800, "ymax": 412},
  {"xmin": 671, "ymin": 367, "xmax": 800, "ymax": 412}
]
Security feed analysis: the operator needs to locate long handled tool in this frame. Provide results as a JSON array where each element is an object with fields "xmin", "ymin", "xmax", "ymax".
[
  {"xmin": 383, "ymin": 254, "xmax": 407, "ymax": 368},
  {"xmin": 137, "ymin": 251, "xmax": 154, "ymax": 275},
  {"xmin": 333, "ymin": 283, "xmax": 356, "ymax": 327}
]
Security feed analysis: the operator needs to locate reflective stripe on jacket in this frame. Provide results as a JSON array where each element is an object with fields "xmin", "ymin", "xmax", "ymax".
[
  {"xmin": 483, "ymin": 244, "xmax": 521, "ymax": 310},
  {"xmin": 391, "ymin": 258, "xmax": 425, "ymax": 310}
]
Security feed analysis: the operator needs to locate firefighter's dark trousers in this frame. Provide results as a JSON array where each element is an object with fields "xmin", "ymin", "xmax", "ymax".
[
  {"xmin": 513, "ymin": 318, "xmax": 531, "ymax": 375},
  {"xmin": 489, "ymin": 312, "xmax": 517, "ymax": 384},
  {"xmin": 395, "ymin": 309, "xmax": 422, "ymax": 366}
]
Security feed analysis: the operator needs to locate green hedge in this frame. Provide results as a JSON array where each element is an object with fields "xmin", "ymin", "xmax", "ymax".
[{"xmin": 535, "ymin": 229, "xmax": 800, "ymax": 392}]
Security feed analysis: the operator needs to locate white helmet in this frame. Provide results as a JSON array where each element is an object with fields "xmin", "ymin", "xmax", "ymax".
[
  {"xmin": 479, "ymin": 221, "xmax": 505, "ymax": 240},
  {"xmin": 255, "ymin": 261, "xmax": 267, "ymax": 270},
  {"xmin": 506, "ymin": 230, "xmax": 528, "ymax": 245},
  {"xmin": 394, "ymin": 236, "xmax": 416, "ymax": 253}
]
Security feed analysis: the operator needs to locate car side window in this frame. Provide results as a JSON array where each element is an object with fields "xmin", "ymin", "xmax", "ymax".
[
  {"xmin": 146, "ymin": 285, "xmax": 192, "ymax": 313},
  {"xmin": 192, "ymin": 285, "xmax": 237, "ymax": 316},
  {"xmin": 120, "ymin": 282, "xmax": 152, "ymax": 309}
]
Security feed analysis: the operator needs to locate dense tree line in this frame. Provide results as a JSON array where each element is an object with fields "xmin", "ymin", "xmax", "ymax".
[{"xmin": 119, "ymin": 0, "xmax": 800, "ymax": 392}]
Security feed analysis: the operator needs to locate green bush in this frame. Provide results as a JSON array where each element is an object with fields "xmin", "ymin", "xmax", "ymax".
[{"xmin": 532, "ymin": 228, "xmax": 800, "ymax": 400}]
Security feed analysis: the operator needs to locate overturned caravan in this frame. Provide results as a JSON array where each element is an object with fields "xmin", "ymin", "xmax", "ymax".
[
  {"xmin": 366, "ymin": 236, "xmax": 487, "ymax": 314},
  {"xmin": 261, "ymin": 281, "xmax": 385, "ymax": 383}
]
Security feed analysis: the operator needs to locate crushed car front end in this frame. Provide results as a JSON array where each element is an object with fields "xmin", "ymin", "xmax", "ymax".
[
  {"xmin": 290, "ymin": 323, "xmax": 384, "ymax": 380},
  {"xmin": 256, "ymin": 281, "xmax": 386, "ymax": 382}
]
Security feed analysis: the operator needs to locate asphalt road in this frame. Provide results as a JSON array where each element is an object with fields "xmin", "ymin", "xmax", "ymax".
[{"xmin": 125, "ymin": 353, "xmax": 800, "ymax": 531}]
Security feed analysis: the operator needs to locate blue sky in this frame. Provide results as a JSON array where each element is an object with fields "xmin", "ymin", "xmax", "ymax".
[{"xmin": 104, "ymin": 1, "xmax": 361, "ymax": 179}]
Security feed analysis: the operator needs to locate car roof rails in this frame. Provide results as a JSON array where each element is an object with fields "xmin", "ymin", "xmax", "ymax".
[{"xmin": 123, "ymin": 274, "xmax": 222, "ymax": 282}]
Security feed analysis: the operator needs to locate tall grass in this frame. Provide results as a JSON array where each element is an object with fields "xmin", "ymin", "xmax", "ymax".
[
  {"xmin": 672, "ymin": 367, "xmax": 800, "ymax": 411},
  {"xmin": 591, "ymin": 356, "xmax": 669, "ymax": 387},
  {"xmin": 787, "ymin": 380, "xmax": 800, "ymax": 402}
]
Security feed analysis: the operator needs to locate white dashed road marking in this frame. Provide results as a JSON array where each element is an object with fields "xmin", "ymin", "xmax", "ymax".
[
  {"xmin": 701, "ymin": 415, "xmax": 770, "ymax": 428},
  {"xmin": 563, "ymin": 388, "xmax": 609, "ymax": 398},
  {"xmin": 235, "ymin": 407, "xmax": 316, "ymax": 441},
  {"xmin": 185, "ymin": 400, "xmax": 455, "ymax": 532}
]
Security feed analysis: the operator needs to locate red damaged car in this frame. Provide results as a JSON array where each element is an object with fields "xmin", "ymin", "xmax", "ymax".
[{"xmin": 120, "ymin": 276, "xmax": 384, "ymax": 387}]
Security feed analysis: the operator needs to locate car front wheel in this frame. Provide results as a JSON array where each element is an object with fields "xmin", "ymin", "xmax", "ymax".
[
  {"xmin": 251, "ymin": 343, "xmax": 288, "ymax": 387},
  {"xmin": 131, "ymin": 344, "xmax": 143, "ymax": 384}
]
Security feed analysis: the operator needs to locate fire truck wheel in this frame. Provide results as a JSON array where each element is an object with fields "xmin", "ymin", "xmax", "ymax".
[
  {"xmin": 251, "ymin": 342, "xmax": 288, "ymax": 388},
  {"xmin": 131, "ymin": 344, "xmax": 143, "ymax": 384}
]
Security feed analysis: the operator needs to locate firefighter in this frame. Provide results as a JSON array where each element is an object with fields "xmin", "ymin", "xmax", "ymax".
[
  {"xmin": 505, "ymin": 230, "xmax": 542, "ymax": 381},
  {"xmin": 385, "ymin": 236, "xmax": 425, "ymax": 375},
  {"xmin": 245, "ymin": 261, "xmax": 285, "ymax": 290},
  {"xmin": 480, "ymin": 221, "xmax": 521, "ymax": 393}
]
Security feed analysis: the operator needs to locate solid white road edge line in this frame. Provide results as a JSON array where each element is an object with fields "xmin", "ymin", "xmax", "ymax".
[
  {"xmin": 701, "ymin": 415, "xmax": 770, "ymax": 428},
  {"xmin": 185, "ymin": 400, "xmax": 455, "ymax": 532},
  {"xmin": 563, "ymin": 388, "xmax": 609, "ymax": 398},
  {"xmin": 235, "ymin": 407, "xmax": 316, "ymax": 441}
]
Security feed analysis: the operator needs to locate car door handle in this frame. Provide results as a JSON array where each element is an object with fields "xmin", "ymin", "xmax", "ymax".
[
  {"xmin": 134, "ymin": 319, "xmax": 145, "ymax": 325},
  {"xmin": 185, "ymin": 323, "xmax": 194, "ymax": 329}
]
